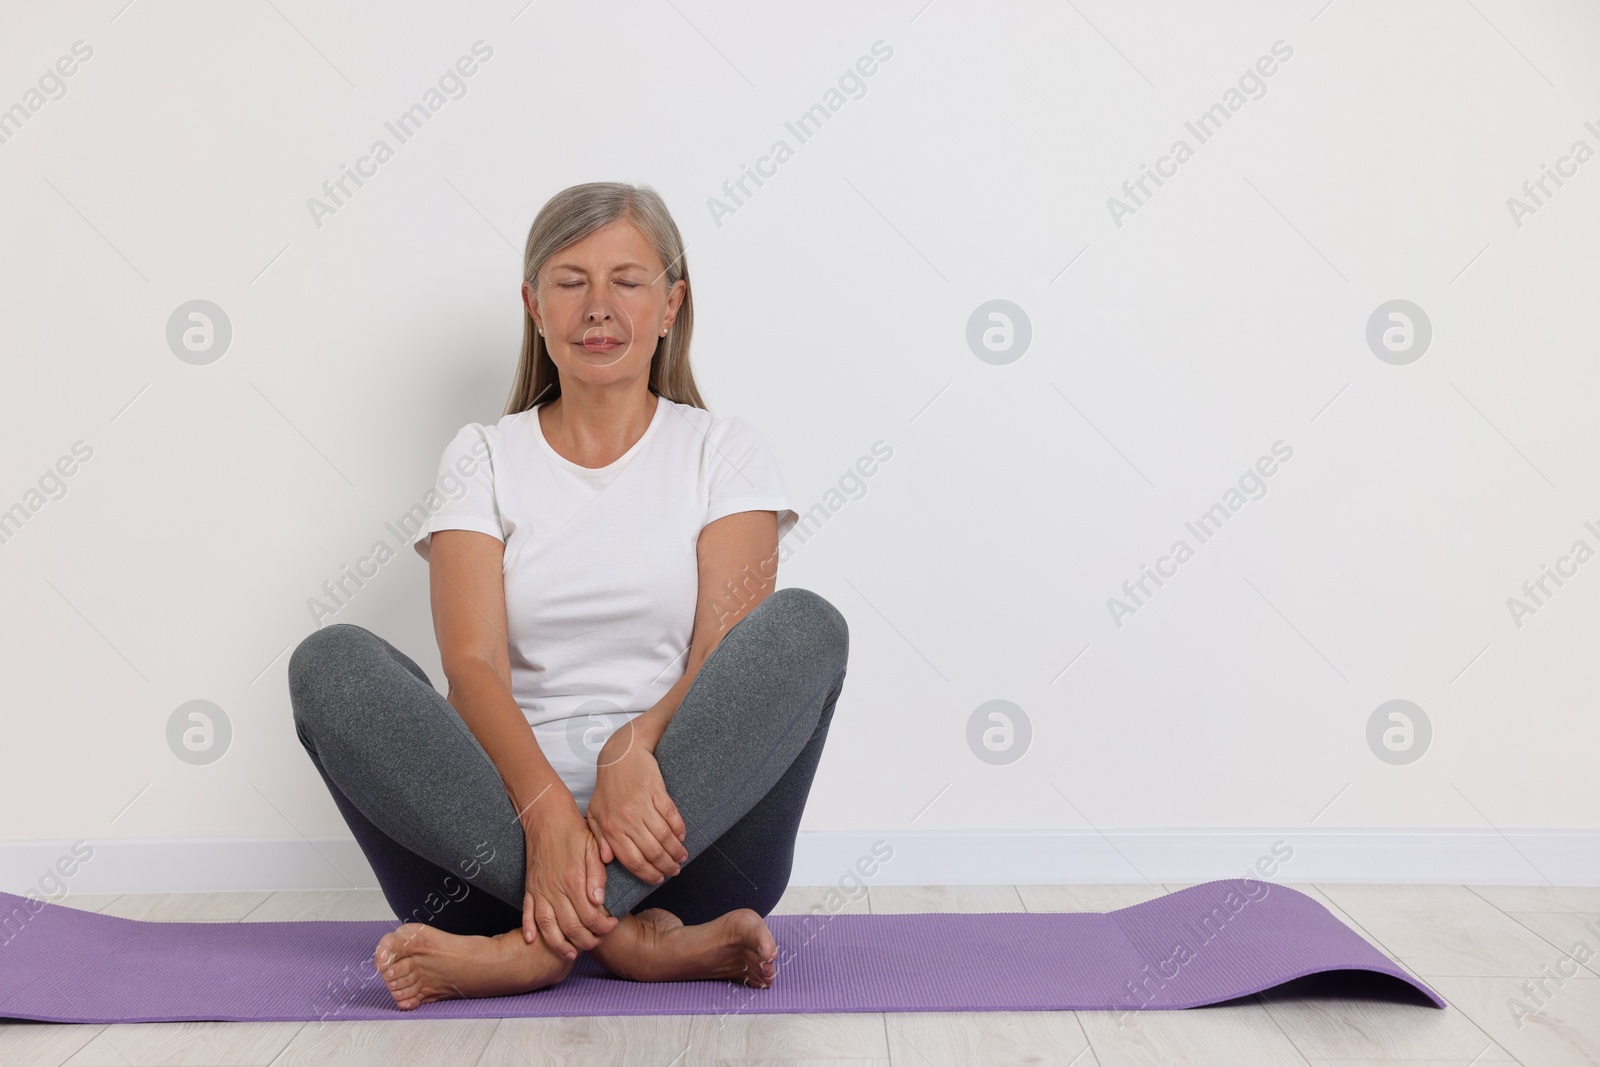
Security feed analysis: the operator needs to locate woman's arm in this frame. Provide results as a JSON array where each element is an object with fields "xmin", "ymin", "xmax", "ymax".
[
  {"xmin": 426, "ymin": 528, "xmax": 582, "ymax": 828},
  {"xmin": 429, "ymin": 528, "xmax": 617, "ymax": 949},
  {"xmin": 628, "ymin": 509, "xmax": 780, "ymax": 752}
]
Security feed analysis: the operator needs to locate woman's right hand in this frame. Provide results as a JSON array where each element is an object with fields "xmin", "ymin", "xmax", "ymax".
[{"xmin": 522, "ymin": 809, "xmax": 617, "ymax": 960}]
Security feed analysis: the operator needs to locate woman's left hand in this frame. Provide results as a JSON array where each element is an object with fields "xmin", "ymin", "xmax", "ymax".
[{"xmin": 586, "ymin": 721, "xmax": 689, "ymax": 887}]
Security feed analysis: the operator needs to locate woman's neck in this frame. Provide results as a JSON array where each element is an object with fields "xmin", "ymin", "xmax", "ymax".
[{"xmin": 539, "ymin": 384, "xmax": 659, "ymax": 469}]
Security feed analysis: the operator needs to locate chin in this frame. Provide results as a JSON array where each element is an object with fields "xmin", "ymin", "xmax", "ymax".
[{"xmin": 559, "ymin": 360, "xmax": 647, "ymax": 388}]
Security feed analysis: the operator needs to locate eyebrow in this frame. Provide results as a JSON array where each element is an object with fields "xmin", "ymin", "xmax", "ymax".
[{"xmin": 546, "ymin": 261, "xmax": 653, "ymax": 273}]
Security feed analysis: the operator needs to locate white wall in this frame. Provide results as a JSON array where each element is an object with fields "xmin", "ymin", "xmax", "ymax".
[{"xmin": 3, "ymin": 0, "xmax": 1598, "ymax": 892}]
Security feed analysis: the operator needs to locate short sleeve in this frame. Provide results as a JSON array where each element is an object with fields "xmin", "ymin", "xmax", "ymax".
[
  {"xmin": 704, "ymin": 416, "xmax": 798, "ymax": 541},
  {"xmin": 411, "ymin": 423, "xmax": 504, "ymax": 562}
]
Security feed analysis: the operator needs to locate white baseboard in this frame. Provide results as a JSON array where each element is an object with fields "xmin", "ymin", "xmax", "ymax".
[{"xmin": 3, "ymin": 829, "xmax": 1597, "ymax": 898}]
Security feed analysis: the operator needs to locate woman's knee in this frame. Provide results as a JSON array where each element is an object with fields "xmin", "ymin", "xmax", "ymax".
[
  {"xmin": 287, "ymin": 623, "xmax": 376, "ymax": 725},
  {"xmin": 766, "ymin": 587, "xmax": 849, "ymax": 668}
]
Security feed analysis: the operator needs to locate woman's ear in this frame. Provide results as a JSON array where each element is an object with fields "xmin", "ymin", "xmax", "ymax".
[
  {"xmin": 521, "ymin": 280, "xmax": 540, "ymax": 325},
  {"xmin": 662, "ymin": 277, "xmax": 686, "ymax": 330}
]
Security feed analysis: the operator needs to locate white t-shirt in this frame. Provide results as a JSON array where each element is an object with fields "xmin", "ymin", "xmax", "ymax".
[{"xmin": 412, "ymin": 395, "xmax": 798, "ymax": 813}]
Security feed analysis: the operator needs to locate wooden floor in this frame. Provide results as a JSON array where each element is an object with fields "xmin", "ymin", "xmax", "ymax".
[{"xmin": 3, "ymin": 882, "xmax": 1598, "ymax": 1066}]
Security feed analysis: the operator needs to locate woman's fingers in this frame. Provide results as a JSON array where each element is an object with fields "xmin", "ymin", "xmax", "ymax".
[
  {"xmin": 627, "ymin": 816, "xmax": 680, "ymax": 881},
  {"xmin": 533, "ymin": 895, "xmax": 574, "ymax": 961},
  {"xmin": 522, "ymin": 891, "xmax": 537, "ymax": 944},
  {"xmin": 653, "ymin": 793, "xmax": 689, "ymax": 860},
  {"xmin": 612, "ymin": 832, "xmax": 667, "ymax": 885},
  {"xmin": 561, "ymin": 861, "xmax": 616, "ymax": 940},
  {"xmin": 585, "ymin": 836, "xmax": 609, "ymax": 907},
  {"xmin": 661, "ymin": 794, "xmax": 688, "ymax": 845},
  {"xmin": 639, "ymin": 806, "xmax": 685, "ymax": 869},
  {"xmin": 587, "ymin": 815, "xmax": 615, "ymax": 865},
  {"xmin": 553, "ymin": 891, "xmax": 602, "ymax": 951}
]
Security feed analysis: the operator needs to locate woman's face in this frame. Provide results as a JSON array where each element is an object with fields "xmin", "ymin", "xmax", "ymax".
[{"xmin": 523, "ymin": 218, "xmax": 686, "ymax": 392}]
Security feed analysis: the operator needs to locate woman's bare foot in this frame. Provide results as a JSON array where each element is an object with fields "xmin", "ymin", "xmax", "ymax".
[
  {"xmin": 373, "ymin": 922, "xmax": 575, "ymax": 1010},
  {"xmin": 588, "ymin": 907, "xmax": 778, "ymax": 987}
]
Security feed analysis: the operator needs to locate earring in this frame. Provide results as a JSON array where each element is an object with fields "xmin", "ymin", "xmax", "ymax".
[{"xmin": 661, "ymin": 327, "xmax": 667, "ymax": 335}]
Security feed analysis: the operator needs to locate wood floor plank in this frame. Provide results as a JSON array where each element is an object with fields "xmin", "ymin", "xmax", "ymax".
[
  {"xmin": 707, "ymin": 1061, "xmax": 889, "ymax": 1066},
  {"xmin": 1079, "ymin": 998, "xmax": 1310, "ymax": 1066},
  {"xmin": 273, "ymin": 1018, "xmax": 497, "ymax": 1066},
  {"xmin": 60, "ymin": 1021, "xmax": 304, "ymax": 1066},
  {"xmin": 883, "ymin": 1011, "xmax": 1094, "ymax": 1065},
  {"xmin": 1305, "ymin": 1060, "xmax": 1513, "ymax": 1066},
  {"xmin": 685, "ymin": 1012, "xmax": 888, "ymax": 1060},
  {"xmin": 0, "ymin": 1021, "xmax": 105, "ymax": 1067},
  {"xmin": 1429, "ymin": 975, "xmax": 1600, "ymax": 1067},
  {"xmin": 708, "ymin": 1060, "xmax": 890, "ymax": 1066},
  {"xmin": 96, "ymin": 891, "xmax": 272, "ymax": 923},
  {"xmin": 1501, "ymin": 911, "xmax": 1600, "ymax": 979},
  {"xmin": 1015, "ymin": 885, "xmax": 1166, "ymax": 913},
  {"xmin": 773, "ymin": 884, "xmax": 872, "ymax": 916},
  {"xmin": 868, "ymin": 885, "xmax": 1024, "ymax": 914},
  {"xmin": 1468, "ymin": 885, "xmax": 1600, "ymax": 914},
  {"xmin": 1257, "ymin": 977, "xmax": 1512, "ymax": 1062},
  {"xmin": 1316, "ymin": 885, "xmax": 1567, "ymax": 978},
  {"xmin": 483, "ymin": 1016, "xmax": 693, "ymax": 1066},
  {"xmin": 242, "ymin": 889, "xmax": 397, "ymax": 922}
]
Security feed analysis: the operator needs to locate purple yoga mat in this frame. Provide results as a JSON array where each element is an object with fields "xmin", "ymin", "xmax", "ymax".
[{"xmin": 0, "ymin": 879, "xmax": 1441, "ymax": 1022}]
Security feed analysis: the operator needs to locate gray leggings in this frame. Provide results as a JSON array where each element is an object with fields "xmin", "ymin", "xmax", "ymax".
[{"xmin": 286, "ymin": 586, "xmax": 848, "ymax": 934}]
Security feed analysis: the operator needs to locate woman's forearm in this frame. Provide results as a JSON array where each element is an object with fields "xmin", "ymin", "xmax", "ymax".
[{"xmin": 446, "ymin": 660, "xmax": 582, "ymax": 832}]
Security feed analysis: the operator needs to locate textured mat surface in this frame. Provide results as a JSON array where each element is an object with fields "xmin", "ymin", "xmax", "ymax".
[{"xmin": 0, "ymin": 879, "xmax": 1442, "ymax": 1022}]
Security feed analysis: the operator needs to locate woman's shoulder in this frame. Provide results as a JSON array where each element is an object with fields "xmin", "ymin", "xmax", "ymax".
[
  {"xmin": 660, "ymin": 397, "xmax": 767, "ymax": 446},
  {"xmin": 429, "ymin": 412, "xmax": 535, "ymax": 485},
  {"xmin": 441, "ymin": 409, "xmax": 533, "ymax": 449}
]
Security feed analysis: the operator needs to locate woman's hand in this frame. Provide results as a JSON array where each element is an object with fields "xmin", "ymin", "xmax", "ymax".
[
  {"xmin": 586, "ymin": 721, "xmax": 688, "ymax": 886},
  {"xmin": 521, "ymin": 808, "xmax": 617, "ymax": 960}
]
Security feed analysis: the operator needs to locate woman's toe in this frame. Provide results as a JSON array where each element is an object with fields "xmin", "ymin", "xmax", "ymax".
[{"xmin": 741, "ymin": 950, "xmax": 774, "ymax": 987}]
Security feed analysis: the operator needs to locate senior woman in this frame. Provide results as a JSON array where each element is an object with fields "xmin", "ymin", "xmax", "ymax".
[{"xmin": 287, "ymin": 182, "xmax": 849, "ymax": 1009}]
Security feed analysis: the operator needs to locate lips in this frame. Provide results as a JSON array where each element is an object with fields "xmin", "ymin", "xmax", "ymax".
[{"xmin": 581, "ymin": 338, "xmax": 622, "ymax": 350}]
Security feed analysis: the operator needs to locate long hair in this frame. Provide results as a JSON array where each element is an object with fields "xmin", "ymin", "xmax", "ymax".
[{"xmin": 503, "ymin": 182, "xmax": 704, "ymax": 415}]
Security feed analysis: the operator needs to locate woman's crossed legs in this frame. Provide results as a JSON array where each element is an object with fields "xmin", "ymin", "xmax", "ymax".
[{"xmin": 286, "ymin": 587, "xmax": 848, "ymax": 1008}]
